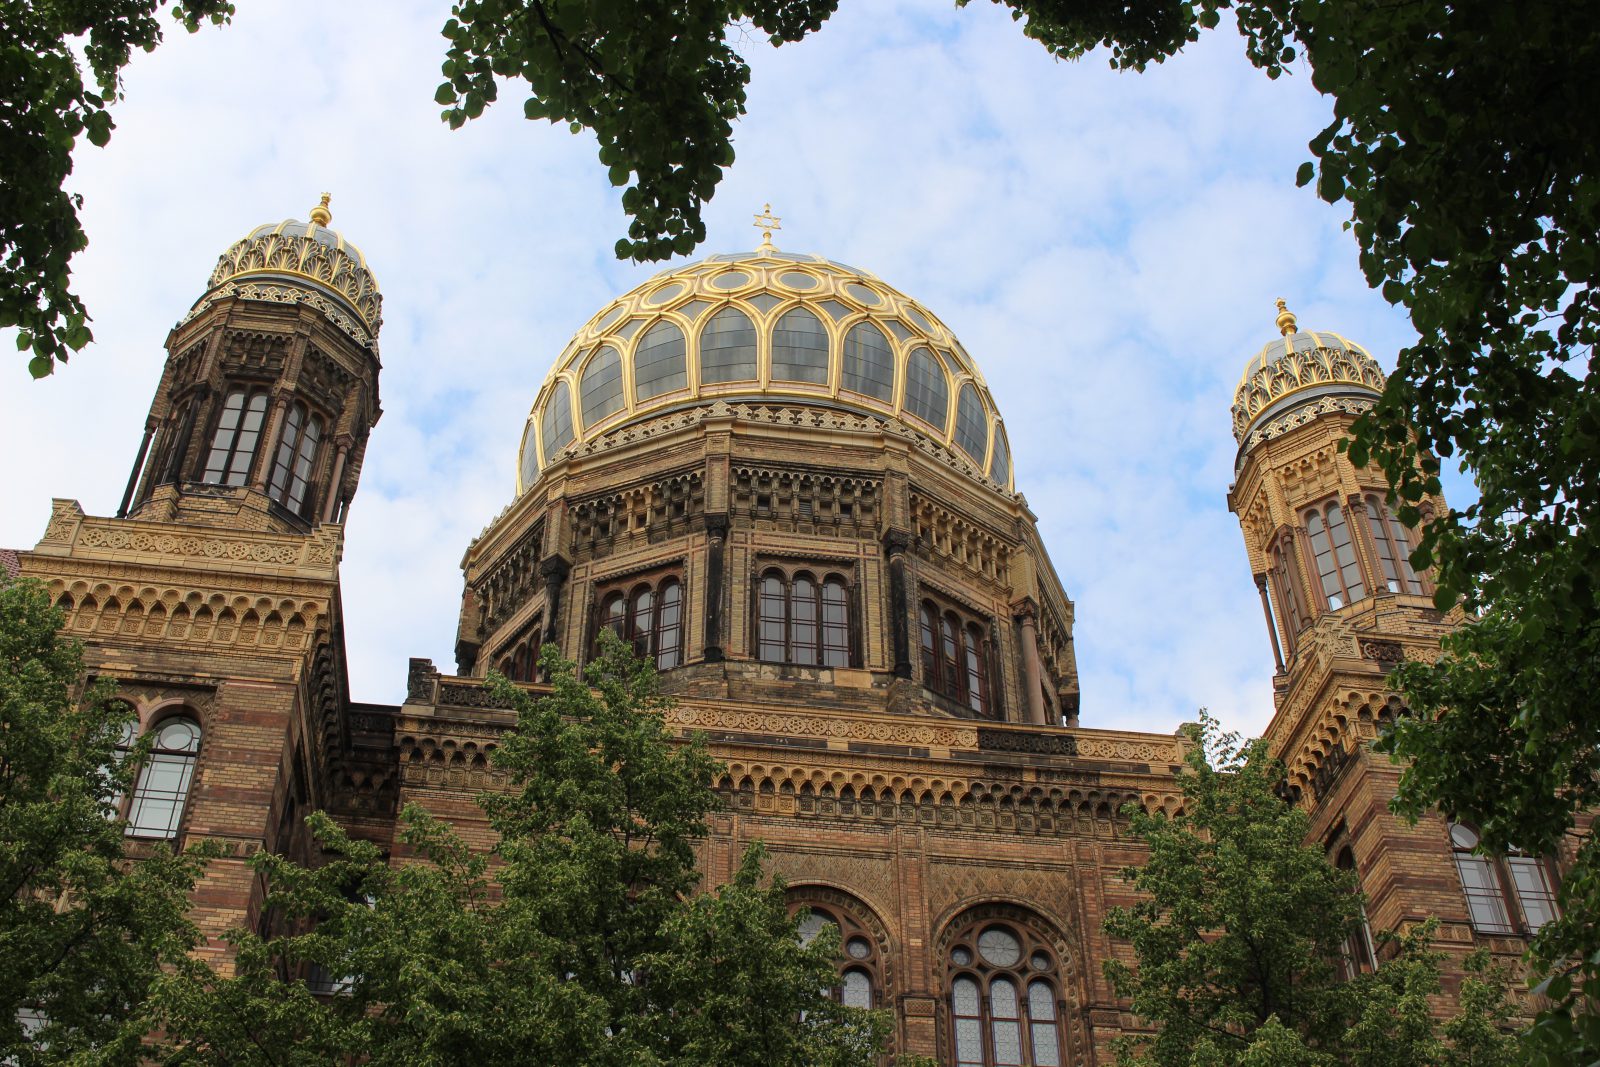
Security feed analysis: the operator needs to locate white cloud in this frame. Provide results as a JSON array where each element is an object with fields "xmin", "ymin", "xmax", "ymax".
[{"xmin": 1, "ymin": 1, "xmax": 1440, "ymax": 740}]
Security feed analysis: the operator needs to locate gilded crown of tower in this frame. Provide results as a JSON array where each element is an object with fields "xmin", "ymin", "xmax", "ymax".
[
  {"xmin": 198, "ymin": 194, "xmax": 384, "ymax": 346},
  {"xmin": 1231, "ymin": 300, "xmax": 1386, "ymax": 453}
]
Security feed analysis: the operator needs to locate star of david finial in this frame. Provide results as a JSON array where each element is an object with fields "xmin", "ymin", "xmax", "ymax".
[{"xmin": 753, "ymin": 203, "xmax": 781, "ymax": 253}]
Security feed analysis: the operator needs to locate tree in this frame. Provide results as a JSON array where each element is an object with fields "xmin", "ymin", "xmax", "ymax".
[
  {"xmin": 0, "ymin": 577, "xmax": 207, "ymax": 1065},
  {"xmin": 151, "ymin": 632, "xmax": 887, "ymax": 1067},
  {"xmin": 0, "ymin": 0, "xmax": 232, "ymax": 378},
  {"xmin": 1103, "ymin": 715, "xmax": 1518, "ymax": 1067}
]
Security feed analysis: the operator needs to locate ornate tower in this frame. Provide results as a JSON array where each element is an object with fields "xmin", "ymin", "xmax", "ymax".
[
  {"xmin": 1225, "ymin": 303, "xmax": 1518, "ymax": 969},
  {"xmin": 119, "ymin": 194, "xmax": 382, "ymax": 533},
  {"xmin": 18, "ymin": 197, "xmax": 392, "ymax": 969}
]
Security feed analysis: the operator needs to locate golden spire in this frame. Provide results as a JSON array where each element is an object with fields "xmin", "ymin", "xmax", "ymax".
[
  {"xmin": 1274, "ymin": 298, "xmax": 1298, "ymax": 337},
  {"xmin": 753, "ymin": 202, "xmax": 781, "ymax": 253},
  {"xmin": 308, "ymin": 192, "xmax": 333, "ymax": 228}
]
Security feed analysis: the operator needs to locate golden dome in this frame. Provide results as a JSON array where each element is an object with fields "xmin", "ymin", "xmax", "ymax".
[
  {"xmin": 195, "ymin": 195, "xmax": 383, "ymax": 346},
  {"xmin": 518, "ymin": 248, "xmax": 1013, "ymax": 494},
  {"xmin": 1231, "ymin": 303, "xmax": 1385, "ymax": 450}
]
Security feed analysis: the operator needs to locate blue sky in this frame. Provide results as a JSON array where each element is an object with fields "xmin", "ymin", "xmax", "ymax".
[{"xmin": 0, "ymin": 1, "xmax": 1467, "ymax": 738}]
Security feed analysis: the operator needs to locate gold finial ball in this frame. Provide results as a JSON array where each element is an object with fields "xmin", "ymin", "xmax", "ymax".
[
  {"xmin": 1274, "ymin": 298, "xmax": 1298, "ymax": 337},
  {"xmin": 309, "ymin": 193, "xmax": 333, "ymax": 228}
]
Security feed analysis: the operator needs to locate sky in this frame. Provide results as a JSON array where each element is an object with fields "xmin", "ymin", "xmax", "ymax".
[{"xmin": 0, "ymin": 0, "xmax": 1468, "ymax": 739}]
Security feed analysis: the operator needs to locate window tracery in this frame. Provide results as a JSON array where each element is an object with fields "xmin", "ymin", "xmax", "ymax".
[
  {"xmin": 755, "ymin": 566, "xmax": 854, "ymax": 668},
  {"xmin": 1303, "ymin": 499, "xmax": 1365, "ymax": 609},
  {"xmin": 943, "ymin": 911, "xmax": 1067, "ymax": 1067},
  {"xmin": 919, "ymin": 598, "xmax": 992, "ymax": 716},
  {"xmin": 595, "ymin": 573, "xmax": 683, "ymax": 669},
  {"xmin": 788, "ymin": 890, "xmax": 886, "ymax": 1014}
]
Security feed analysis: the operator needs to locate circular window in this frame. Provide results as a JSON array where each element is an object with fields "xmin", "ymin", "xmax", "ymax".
[
  {"xmin": 845, "ymin": 283, "xmax": 881, "ymax": 306},
  {"xmin": 951, "ymin": 946, "xmax": 973, "ymax": 966},
  {"xmin": 644, "ymin": 282, "xmax": 686, "ymax": 306},
  {"xmin": 710, "ymin": 271, "xmax": 750, "ymax": 290},
  {"xmin": 1449, "ymin": 823, "xmax": 1479, "ymax": 849},
  {"xmin": 903, "ymin": 306, "xmax": 936, "ymax": 335},
  {"xmin": 779, "ymin": 271, "xmax": 818, "ymax": 290},
  {"xmin": 846, "ymin": 936, "xmax": 872, "ymax": 960},
  {"xmin": 977, "ymin": 926, "xmax": 1022, "ymax": 967},
  {"xmin": 596, "ymin": 304, "xmax": 626, "ymax": 330},
  {"xmin": 1029, "ymin": 951, "xmax": 1052, "ymax": 971}
]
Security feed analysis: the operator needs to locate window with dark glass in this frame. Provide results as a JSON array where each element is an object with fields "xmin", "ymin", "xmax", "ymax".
[
  {"xmin": 699, "ymin": 307, "xmax": 758, "ymax": 384},
  {"xmin": 841, "ymin": 320, "xmax": 894, "ymax": 400},
  {"xmin": 771, "ymin": 307, "xmax": 829, "ymax": 384},
  {"xmin": 593, "ymin": 574, "xmax": 682, "ymax": 670},
  {"xmin": 755, "ymin": 567, "xmax": 853, "ymax": 667},
  {"xmin": 1333, "ymin": 846, "xmax": 1375, "ymax": 978},
  {"xmin": 126, "ymin": 715, "xmax": 202, "ymax": 840},
  {"xmin": 954, "ymin": 383, "xmax": 988, "ymax": 463},
  {"xmin": 905, "ymin": 347, "xmax": 950, "ymax": 430},
  {"xmin": 580, "ymin": 345, "xmax": 624, "ymax": 426},
  {"xmin": 1450, "ymin": 822, "xmax": 1560, "ymax": 936},
  {"xmin": 945, "ymin": 917, "xmax": 1065, "ymax": 1067},
  {"xmin": 267, "ymin": 401, "xmax": 323, "ymax": 516},
  {"xmin": 1304, "ymin": 500, "xmax": 1365, "ymax": 609},
  {"xmin": 920, "ymin": 599, "xmax": 992, "ymax": 715},
  {"xmin": 541, "ymin": 380, "xmax": 574, "ymax": 457},
  {"xmin": 202, "ymin": 389, "xmax": 269, "ymax": 486},
  {"xmin": 1269, "ymin": 534, "xmax": 1308, "ymax": 653},
  {"xmin": 634, "ymin": 321, "xmax": 687, "ymax": 401},
  {"xmin": 989, "ymin": 426, "xmax": 1011, "ymax": 485},
  {"xmin": 1363, "ymin": 494, "xmax": 1424, "ymax": 594}
]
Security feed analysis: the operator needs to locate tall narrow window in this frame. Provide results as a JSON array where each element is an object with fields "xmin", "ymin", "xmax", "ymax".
[
  {"xmin": 268, "ymin": 401, "xmax": 323, "ymax": 516},
  {"xmin": 945, "ymin": 914, "xmax": 1067, "ymax": 1067},
  {"xmin": 634, "ymin": 321, "xmax": 687, "ymax": 401},
  {"xmin": 541, "ymin": 380, "xmax": 574, "ymax": 458},
  {"xmin": 592, "ymin": 574, "xmax": 683, "ymax": 670},
  {"xmin": 989, "ymin": 427, "xmax": 1011, "ymax": 485},
  {"xmin": 841, "ymin": 321, "xmax": 894, "ymax": 400},
  {"xmin": 756, "ymin": 568, "xmax": 855, "ymax": 667},
  {"xmin": 1269, "ymin": 537, "xmax": 1308, "ymax": 649},
  {"xmin": 699, "ymin": 307, "xmax": 757, "ymax": 384},
  {"xmin": 202, "ymin": 390, "xmax": 268, "ymax": 486},
  {"xmin": 921, "ymin": 598, "xmax": 993, "ymax": 715},
  {"xmin": 656, "ymin": 580, "xmax": 682, "ymax": 670},
  {"xmin": 628, "ymin": 587, "xmax": 655, "ymax": 659},
  {"xmin": 1333, "ymin": 846, "xmax": 1375, "ymax": 977},
  {"xmin": 771, "ymin": 308, "xmax": 829, "ymax": 384},
  {"xmin": 126, "ymin": 716, "xmax": 202, "ymax": 840},
  {"xmin": 1364, "ymin": 495, "xmax": 1424, "ymax": 594},
  {"xmin": 1450, "ymin": 822, "xmax": 1515, "ymax": 934},
  {"xmin": 1305, "ymin": 501, "xmax": 1366, "ymax": 609},
  {"xmin": 1506, "ymin": 856, "xmax": 1559, "ymax": 932},
  {"xmin": 580, "ymin": 345, "xmax": 624, "ymax": 426},
  {"xmin": 790, "ymin": 896, "xmax": 885, "ymax": 1018},
  {"xmin": 954, "ymin": 383, "xmax": 988, "ymax": 463},
  {"xmin": 905, "ymin": 347, "xmax": 950, "ymax": 430}
]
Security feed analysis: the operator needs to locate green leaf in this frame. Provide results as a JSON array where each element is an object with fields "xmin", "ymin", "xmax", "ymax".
[{"xmin": 1296, "ymin": 161, "xmax": 1315, "ymax": 187}]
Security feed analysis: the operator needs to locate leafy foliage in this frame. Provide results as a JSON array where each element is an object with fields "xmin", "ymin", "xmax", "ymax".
[
  {"xmin": 153, "ymin": 631, "xmax": 886, "ymax": 1066},
  {"xmin": 1104, "ymin": 715, "xmax": 1518, "ymax": 1066},
  {"xmin": 0, "ymin": 577, "xmax": 206, "ymax": 1065},
  {"xmin": 0, "ymin": 0, "xmax": 232, "ymax": 377}
]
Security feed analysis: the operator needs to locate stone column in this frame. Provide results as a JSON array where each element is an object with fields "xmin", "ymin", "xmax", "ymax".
[
  {"xmin": 883, "ymin": 529, "xmax": 913, "ymax": 678},
  {"xmin": 1015, "ymin": 600, "xmax": 1047, "ymax": 725},
  {"xmin": 251, "ymin": 394, "xmax": 291, "ymax": 493},
  {"xmin": 117, "ymin": 423, "xmax": 156, "ymax": 518},
  {"xmin": 1256, "ymin": 573, "xmax": 1285, "ymax": 672},
  {"xmin": 320, "ymin": 439, "xmax": 352, "ymax": 524},
  {"xmin": 539, "ymin": 556, "xmax": 572, "ymax": 659},
  {"xmin": 702, "ymin": 513, "xmax": 729, "ymax": 662}
]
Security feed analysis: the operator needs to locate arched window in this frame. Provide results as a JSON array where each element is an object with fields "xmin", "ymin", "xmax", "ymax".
[
  {"xmin": 699, "ymin": 307, "xmax": 757, "ymax": 384},
  {"xmin": 920, "ymin": 599, "xmax": 992, "ymax": 716},
  {"xmin": 202, "ymin": 389, "xmax": 269, "ymax": 486},
  {"xmin": 541, "ymin": 380, "xmax": 574, "ymax": 458},
  {"xmin": 634, "ymin": 322, "xmax": 687, "ymax": 401},
  {"xmin": 790, "ymin": 893, "xmax": 885, "ymax": 1013},
  {"xmin": 580, "ymin": 345, "xmax": 624, "ymax": 426},
  {"xmin": 126, "ymin": 715, "xmax": 202, "ymax": 840},
  {"xmin": 1333, "ymin": 846, "xmax": 1375, "ymax": 977},
  {"xmin": 1363, "ymin": 495, "xmax": 1424, "ymax": 594},
  {"xmin": 1304, "ymin": 500, "xmax": 1366, "ymax": 610},
  {"xmin": 944, "ymin": 914, "xmax": 1066, "ymax": 1066},
  {"xmin": 905, "ymin": 347, "xmax": 950, "ymax": 430},
  {"xmin": 518, "ymin": 422, "xmax": 541, "ymax": 488},
  {"xmin": 1269, "ymin": 534, "xmax": 1308, "ymax": 654},
  {"xmin": 593, "ymin": 575, "xmax": 682, "ymax": 669},
  {"xmin": 954, "ymin": 383, "xmax": 988, "ymax": 463},
  {"xmin": 989, "ymin": 426, "xmax": 1011, "ymax": 485},
  {"xmin": 771, "ymin": 308, "xmax": 829, "ymax": 384},
  {"xmin": 1450, "ymin": 822, "xmax": 1560, "ymax": 935},
  {"xmin": 842, "ymin": 321, "xmax": 894, "ymax": 400},
  {"xmin": 267, "ymin": 401, "xmax": 324, "ymax": 516},
  {"xmin": 755, "ymin": 568, "xmax": 854, "ymax": 667}
]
